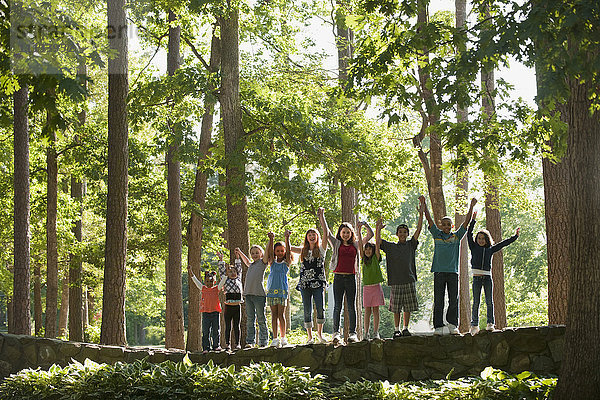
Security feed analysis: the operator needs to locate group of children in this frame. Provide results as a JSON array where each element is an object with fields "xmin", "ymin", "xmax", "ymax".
[{"xmin": 189, "ymin": 196, "xmax": 520, "ymax": 351}]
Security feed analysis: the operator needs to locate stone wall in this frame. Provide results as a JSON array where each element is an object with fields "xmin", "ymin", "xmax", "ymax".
[{"xmin": 0, "ymin": 325, "xmax": 564, "ymax": 382}]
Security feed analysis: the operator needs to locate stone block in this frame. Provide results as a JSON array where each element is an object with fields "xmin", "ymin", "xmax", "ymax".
[
  {"xmin": 474, "ymin": 335, "xmax": 491, "ymax": 354},
  {"xmin": 1, "ymin": 335, "xmax": 22, "ymax": 363},
  {"xmin": 79, "ymin": 345, "xmax": 100, "ymax": 363},
  {"xmin": 125, "ymin": 349, "xmax": 150, "ymax": 363},
  {"xmin": 60, "ymin": 342, "xmax": 82, "ymax": 358},
  {"xmin": 389, "ymin": 367, "xmax": 410, "ymax": 382},
  {"xmin": 148, "ymin": 352, "xmax": 167, "ymax": 364},
  {"xmin": 449, "ymin": 349, "xmax": 483, "ymax": 366},
  {"xmin": 510, "ymin": 353, "xmax": 530, "ymax": 373},
  {"xmin": 366, "ymin": 362, "xmax": 388, "ymax": 379},
  {"xmin": 164, "ymin": 352, "xmax": 185, "ymax": 363},
  {"xmin": 531, "ymin": 355, "xmax": 555, "ymax": 373},
  {"xmin": 437, "ymin": 335, "xmax": 464, "ymax": 353},
  {"xmin": 423, "ymin": 361, "xmax": 455, "ymax": 375},
  {"xmin": 275, "ymin": 347, "xmax": 293, "ymax": 363},
  {"xmin": 38, "ymin": 344, "xmax": 57, "ymax": 364},
  {"xmin": 324, "ymin": 346, "xmax": 342, "ymax": 366},
  {"xmin": 508, "ymin": 333, "xmax": 547, "ymax": 353},
  {"xmin": 548, "ymin": 338, "xmax": 563, "ymax": 362},
  {"xmin": 385, "ymin": 341, "xmax": 435, "ymax": 367},
  {"xmin": 287, "ymin": 347, "xmax": 318, "ymax": 370},
  {"xmin": 342, "ymin": 343, "xmax": 367, "ymax": 366},
  {"xmin": 23, "ymin": 342, "xmax": 37, "ymax": 366},
  {"xmin": 100, "ymin": 345, "xmax": 125, "ymax": 360},
  {"xmin": 411, "ymin": 369, "xmax": 429, "ymax": 380},
  {"xmin": 332, "ymin": 367, "xmax": 363, "ymax": 382},
  {"xmin": 370, "ymin": 340, "xmax": 384, "ymax": 361},
  {"xmin": 186, "ymin": 352, "xmax": 205, "ymax": 364},
  {"xmin": 490, "ymin": 339, "xmax": 509, "ymax": 367}
]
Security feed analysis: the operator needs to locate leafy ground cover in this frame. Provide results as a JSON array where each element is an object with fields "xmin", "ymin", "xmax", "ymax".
[{"xmin": 0, "ymin": 357, "xmax": 556, "ymax": 399}]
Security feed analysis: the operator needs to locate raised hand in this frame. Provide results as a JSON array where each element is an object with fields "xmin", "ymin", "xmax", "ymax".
[
  {"xmin": 473, "ymin": 211, "xmax": 478, "ymax": 220},
  {"xmin": 471, "ymin": 197, "xmax": 478, "ymax": 207},
  {"xmin": 516, "ymin": 227, "xmax": 521, "ymax": 237},
  {"xmin": 284, "ymin": 229, "xmax": 291, "ymax": 238},
  {"xmin": 317, "ymin": 207, "xmax": 325, "ymax": 218},
  {"xmin": 217, "ymin": 250, "xmax": 223, "ymax": 262},
  {"xmin": 267, "ymin": 231, "xmax": 275, "ymax": 240}
]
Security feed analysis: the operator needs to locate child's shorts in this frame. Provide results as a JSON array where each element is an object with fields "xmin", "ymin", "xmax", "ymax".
[
  {"xmin": 267, "ymin": 297, "xmax": 288, "ymax": 306},
  {"xmin": 389, "ymin": 282, "xmax": 418, "ymax": 313},
  {"xmin": 363, "ymin": 283, "xmax": 385, "ymax": 307}
]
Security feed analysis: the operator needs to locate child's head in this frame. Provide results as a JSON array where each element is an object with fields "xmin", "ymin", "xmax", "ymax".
[
  {"xmin": 274, "ymin": 241, "xmax": 287, "ymax": 261},
  {"xmin": 336, "ymin": 222, "xmax": 356, "ymax": 244},
  {"xmin": 396, "ymin": 224, "xmax": 409, "ymax": 242},
  {"xmin": 475, "ymin": 230, "xmax": 494, "ymax": 247},
  {"xmin": 249, "ymin": 245, "xmax": 264, "ymax": 261},
  {"xmin": 226, "ymin": 265, "xmax": 238, "ymax": 279},
  {"xmin": 363, "ymin": 242, "xmax": 375, "ymax": 259},
  {"xmin": 204, "ymin": 271, "xmax": 217, "ymax": 287},
  {"xmin": 301, "ymin": 228, "xmax": 321, "ymax": 261},
  {"xmin": 440, "ymin": 216, "xmax": 453, "ymax": 234}
]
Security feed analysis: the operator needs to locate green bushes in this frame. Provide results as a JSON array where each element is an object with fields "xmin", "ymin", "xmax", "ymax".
[{"xmin": 0, "ymin": 358, "xmax": 556, "ymax": 400}]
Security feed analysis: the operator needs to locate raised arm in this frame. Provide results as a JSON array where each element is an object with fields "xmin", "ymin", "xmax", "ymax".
[
  {"xmin": 422, "ymin": 197, "xmax": 435, "ymax": 228},
  {"xmin": 360, "ymin": 221, "xmax": 374, "ymax": 245},
  {"xmin": 461, "ymin": 198, "xmax": 477, "ymax": 229},
  {"xmin": 318, "ymin": 207, "xmax": 328, "ymax": 251},
  {"xmin": 187, "ymin": 265, "xmax": 203, "ymax": 289},
  {"xmin": 375, "ymin": 217, "xmax": 384, "ymax": 259},
  {"xmin": 235, "ymin": 247, "xmax": 251, "ymax": 267},
  {"xmin": 467, "ymin": 211, "xmax": 477, "ymax": 248},
  {"xmin": 413, "ymin": 199, "xmax": 425, "ymax": 240},
  {"xmin": 357, "ymin": 222, "xmax": 365, "ymax": 260},
  {"xmin": 284, "ymin": 230, "xmax": 292, "ymax": 265},
  {"xmin": 267, "ymin": 232, "xmax": 275, "ymax": 264}
]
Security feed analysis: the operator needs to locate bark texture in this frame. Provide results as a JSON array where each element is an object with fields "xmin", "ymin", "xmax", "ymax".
[
  {"xmin": 58, "ymin": 274, "xmax": 69, "ymax": 337},
  {"xmin": 34, "ymin": 263, "xmax": 42, "ymax": 335},
  {"xmin": 554, "ymin": 71, "xmax": 600, "ymax": 400},
  {"xmin": 164, "ymin": 9, "xmax": 185, "ymax": 350},
  {"xmin": 45, "ymin": 117, "xmax": 58, "ymax": 338},
  {"xmin": 186, "ymin": 29, "xmax": 220, "ymax": 351},
  {"xmin": 101, "ymin": 0, "xmax": 128, "ymax": 345},
  {"xmin": 12, "ymin": 84, "xmax": 31, "ymax": 336}
]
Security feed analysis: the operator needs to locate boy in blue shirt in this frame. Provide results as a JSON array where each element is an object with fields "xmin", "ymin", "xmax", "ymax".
[{"xmin": 422, "ymin": 196, "xmax": 476, "ymax": 335}]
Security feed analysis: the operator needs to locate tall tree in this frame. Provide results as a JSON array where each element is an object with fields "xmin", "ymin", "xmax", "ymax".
[
  {"xmin": 34, "ymin": 262, "xmax": 42, "ymax": 335},
  {"xmin": 164, "ymin": 9, "xmax": 185, "ymax": 350},
  {"xmin": 57, "ymin": 273, "xmax": 69, "ymax": 336},
  {"xmin": 455, "ymin": 0, "xmax": 470, "ymax": 333},
  {"xmin": 12, "ymin": 83, "xmax": 31, "ymax": 335},
  {"xmin": 101, "ymin": 0, "xmax": 129, "ymax": 345},
  {"xmin": 45, "ymin": 109, "xmax": 59, "ymax": 338},
  {"xmin": 186, "ymin": 28, "xmax": 220, "ymax": 352}
]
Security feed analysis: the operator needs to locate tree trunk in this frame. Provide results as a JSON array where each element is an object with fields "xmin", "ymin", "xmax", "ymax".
[
  {"xmin": 58, "ymin": 274, "xmax": 69, "ymax": 337},
  {"xmin": 554, "ymin": 66, "xmax": 600, "ymax": 400},
  {"xmin": 45, "ymin": 111, "xmax": 59, "ymax": 338},
  {"xmin": 415, "ymin": 1, "xmax": 446, "ymax": 222},
  {"xmin": 69, "ymin": 62, "xmax": 86, "ymax": 342},
  {"xmin": 164, "ymin": 9, "xmax": 185, "ymax": 350},
  {"xmin": 101, "ymin": 0, "xmax": 128, "ymax": 345},
  {"xmin": 34, "ymin": 263, "xmax": 42, "ymax": 335},
  {"xmin": 186, "ymin": 27, "xmax": 221, "ymax": 352},
  {"xmin": 12, "ymin": 83, "xmax": 31, "ymax": 336},
  {"xmin": 455, "ymin": 0, "xmax": 470, "ymax": 333},
  {"xmin": 219, "ymin": 8, "xmax": 250, "ymax": 346}
]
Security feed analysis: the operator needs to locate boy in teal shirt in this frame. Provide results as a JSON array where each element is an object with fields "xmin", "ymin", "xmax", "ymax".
[{"xmin": 422, "ymin": 196, "xmax": 476, "ymax": 335}]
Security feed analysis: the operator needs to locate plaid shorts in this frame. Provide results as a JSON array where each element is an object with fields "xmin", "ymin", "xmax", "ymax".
[
  {"xmin": 389, "ymin": 282, "xmax": 418, "ymax": 313},
  {"xmin": 267, "ymin": 297, "xmax": 288, "ymax": 306}
]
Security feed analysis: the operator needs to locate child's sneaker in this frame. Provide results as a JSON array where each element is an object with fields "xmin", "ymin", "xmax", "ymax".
[
  {"xmin": 486, "ymin": 323, "xmax": 495, "ymax": 331},
  {"xmin": 393, "ymin": 330, "xmax": 403, "ymax": 339},
  {"xmin": 373, "ymin": 331, "xmax": 381, "ymax": 340},
  {"xmin": 448, "ymin": 324, "xmax": 460, "ymax": 335},
  {"xmin": 470, "ymin": 326, "xmax": 480, "ymax": 336},
  {"xmin": 317, "ymin": 335, "xmax": 327, "ymax": 344},
  {"xmin": 347, "ymin": 333, "xmax": 358, "ymax": 343},
  {"xmin": 363, "ymin": 332, "xmax": 370, "ymax": 341},
  {"xmin": 234, "ymin": 344, "xmax": 241, "ymax": 351},
  {"xmin": 306, "ymin": 338, "xmax": 315, "ymax": 345},
  {"xmin": 213, "ymin": 346, "xmax": 222, "ymax": 352},
  {"xmin": 244, "ymin": 343, "xmax": 254, "ymax": 349},
  {"xmin": 331, "ymin": 331, "xmax": 341, "ymax": 345},
  {"xmin": 433, "ymin": 327, "xmax": 444, "ymax": 336},
  {"xmin": 402, "ymin": 328, "xmax": 412, "ymax": 337},
  {"xmin": 280, "ymin": 337, "xmax": 289, "ymax": 346},
  {"xmin": 270, "ymin": 338, "xmax": 280, "ymax": 347}
]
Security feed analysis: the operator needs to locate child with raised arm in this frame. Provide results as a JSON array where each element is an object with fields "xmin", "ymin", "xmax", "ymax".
[
  {"xmin": 188, "ymin": 267, "xmax": 222, "ymax": 352},
  {"xmin": 467, "ymin": 211, "xmax": 520, "ymax": 335},
  {"xmin": 319, "ymin": 207, "xmax": 374, "ymax": 344},
  {"xmin": 291, "ymin": 225, "xmax": 328, "ymax": 345},
  {"xmin": 266, "ymin": 230, "xmax": 291, "ymax": 347},
  {"xmin": 236, "ymin": 244, "xmax": 269, "ymax": 348},
  {"xmin": 422, "ymin": 196, "xmax": 476, "ymax": 335},
  {"xmin": 218, "ymin": 251, "xmax": 243, "ymax": 350},
  {"xmin": 358, "ymin": 224, "xmax": 384, "ymax": 340},
  {"xmin": 376, "ymin": 199, "xmax": 424, "ymax": 338}
]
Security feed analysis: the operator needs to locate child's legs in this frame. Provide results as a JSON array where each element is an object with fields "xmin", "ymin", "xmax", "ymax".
[
  {"xmin": 482, "ymin": 276, "xmax": 494, "ymax": 324},
  {"xmin": 446, "ymin": 273, "xmax": 459, "ymax": 326},
  {"xmin": 373, "ymin": 306, "xmax": 380, "ymax": 332},
  {"xmin": 245, "ymin": 295, "xmax": 257, "ymax": 344},
  {"xmin": 224, "ymin": 305, "xmax": 234, "ymax": 344},
  {"xmin": 344, "ymin": 274, "xmax": 357, "ymax": 334},
  {"xmin": 332, "ymin": 274, "xmax": 345, "ymax": 333},
  {"xmin": 201, "ymin": 312, "xmax": 211, "ymax": 350},
  {"xmin": 364, "ymin": 307, "xmax": 372, "ymax": 334},
  {"xmin": 255, "ymin": 296, "xmax": 268, "ymax": 345},
  {"xmin": 394, "ymin": 312, "xmax": 401, "ymax": 329},
  {"xmin": 471, "ymin": 276, "xmax": 483, "ymax": 326},
  {"xmin": 433, "ymin": 272, "xmax": 446, "ymax": 328},
  {"xmin": 210, "ymin": 313, "xmax": 220, "ymax": 349},
  {"xmin": 277, "ymin": 304, "xmax": 286, "ymax": 337},
  {"xmin": 300, "ymin": 288, "xmax": 314, "ymax": 332},
  {"xmin": 270, "ymin": 305, "xmax": 279, "ymax": 338},
  {"xmin": 403, "ymin": 311, "xmax": 410, "ymax": 328},
  {"xmin": 313, "ymin": 287, "xmax": 325, "ymax": 336},
  {"xmin": 232, "ymin": 304, "xmax": 241, "ymax": 345}
]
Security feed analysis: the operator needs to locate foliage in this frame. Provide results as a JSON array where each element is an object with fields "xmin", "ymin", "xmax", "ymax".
[{"xmin": 0, "ymin": 360, "xmax": 556, "ymax": 400}]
